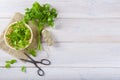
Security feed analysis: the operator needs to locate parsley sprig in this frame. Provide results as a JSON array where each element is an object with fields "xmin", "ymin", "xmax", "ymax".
[
  {"xmin": 27, "ymin": 48, "xmax": 36, "ymax": 57},
  {"xmin": 5, "ymin": 59, "xmax": 17, "ymax": 68},
  {"xmin": 23, "ymin": 2, "xmax": 57, "ymax": 50},
  {"xmin": 21, "ymin": 66, "xmax": 26, "ymax": 72}
]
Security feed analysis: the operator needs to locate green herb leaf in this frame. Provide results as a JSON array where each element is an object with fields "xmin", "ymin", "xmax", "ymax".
[
  {"xmin": 5, "ymin": 63, "xmax": 11, "ymax": 68},
  {"xmin": 5, "ymin": 59, "xmax": 17, "ymax": 68},
  {"xmin": 28, "ymin": 49, "xmax": 36, "ymax": 57},
  {"xmin": 21, "ymin": 66, "xmax": 26, "ymax": 72},
  {"xmin": 10, "ymin": 59, "xmax": 17, "ymax": 64},
  {"xmin": 6, "ymin": 59, "xmax": 17, "ymax": 64}
]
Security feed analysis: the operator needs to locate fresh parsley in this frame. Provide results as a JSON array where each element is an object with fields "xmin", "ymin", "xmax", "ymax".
[
  {"xmin": 23, "ymin": 2, "xmax": 58, "ymax": 50},
  {"xmin": 5, "ymin": 59, "xmax": 17, "ymax": 68},
  {"xmin": 21, "ymin": 66, "xmax": 26, "ymax": 72},
  {"xmin": 27, "ymin": 48, "xmax": 36, "ymax": 57},
  {"xmin": 5, "ymin": 63, "xmax": 11, "ymax": 68}
]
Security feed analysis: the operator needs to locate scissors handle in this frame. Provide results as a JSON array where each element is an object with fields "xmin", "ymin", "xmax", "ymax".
[
  {"xmin": 22, "ymin": 52, "xmax": 51, "ymax": 76},
  {"xmin": 37, "ymin": 68, "xmax": 45, "ymax": 76},
  {"xmin": 40, "ymin": 59, "xmax": 51, "ymax": 65}
]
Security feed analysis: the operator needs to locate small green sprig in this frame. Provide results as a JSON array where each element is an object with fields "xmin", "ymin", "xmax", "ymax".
[
  {"xmin": 5, "ymin": 63, "xmax": 11, "ymax": 68},
  {"xmin": 27, "ymin": 48, "xmax": 36, "ymax": 57},
  {"xmin": 5, "ymin": 59, "xmax": 17, "ymax": 68},
  {"xmin": 21, "ymin": 66, "xmax": 26, "ymax": 72}
]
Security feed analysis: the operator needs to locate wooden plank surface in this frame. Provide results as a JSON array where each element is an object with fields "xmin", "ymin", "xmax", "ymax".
[
  {"xmin": 1, "ymin": 67, "xmax": 120, "ymax": 80},
  {"xmin": 1, "ymin": 43, "xmax": 120, "ymax": 67},
  {"xmin": 1, "ymin": 0, "xmax": 120, "ymax": 18},
  {"xmin": 1, "ymin": 18, "xmax": 120, "ymax": 42},
  {"xmin": 0, "ymin": 0, "xmax": 120, "ymax": 79}
]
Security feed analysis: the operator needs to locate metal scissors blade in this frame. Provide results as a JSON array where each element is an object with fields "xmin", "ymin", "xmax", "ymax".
[
  {"xmin": 20, "ymin": 58, "xmax": 34, "ymax": 63},
  {"xmin": 20, "ymin": 58, "xmax": 51, "ymax": 65},
  {"xmin": 21, "ymin": 52, "xmax": 51, "ymax": 65}
]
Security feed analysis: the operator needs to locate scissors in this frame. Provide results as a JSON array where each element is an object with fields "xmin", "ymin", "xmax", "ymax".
[{"xmin": 20, "ymin": 52, "xmax": 51, "ymax": 76}]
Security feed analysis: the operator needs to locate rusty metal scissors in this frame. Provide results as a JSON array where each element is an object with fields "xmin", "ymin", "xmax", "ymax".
[{"xmin": 20, "ymin": 52, "xmax": 51, "ymax": 76}]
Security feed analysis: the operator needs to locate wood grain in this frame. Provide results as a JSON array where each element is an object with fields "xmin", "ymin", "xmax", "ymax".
[
  {"xmin": 1, "ymin": 0, "xmax": 120, "ymax": 18},
  {"xmin": 1, "ymin": 43, "xmax": 120, "ymax": 67},
  {"xmin": 0, "ymin": 67, "xmax": 120, "ymax": 80},
  {"xmin": 1, "ymin": 18, "xmax": 120, "ymax": 42}
]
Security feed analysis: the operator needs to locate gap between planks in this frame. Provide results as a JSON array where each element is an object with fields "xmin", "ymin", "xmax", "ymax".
[
  {"xmin": 1, "ymin": 18, "xmax": 120, "ymax": 43},
  {"xmin": 3, "ymin": 17, "xmax": 120, "ymax": 19},
  {"xmin": 2, "ymin": 66, "xmax": 120, "ymax": 68}
]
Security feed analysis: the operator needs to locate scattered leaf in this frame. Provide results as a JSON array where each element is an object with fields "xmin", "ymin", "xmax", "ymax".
[
  {"xmin": 21, "ymin": 66, "xmax": 26, "ymax": 72},
  {"xmin": 5, "ymin": 63, "xmax": 11, "ymax": 68}
]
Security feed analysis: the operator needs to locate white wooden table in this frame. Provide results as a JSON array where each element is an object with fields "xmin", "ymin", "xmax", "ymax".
[{"xmin": 1, "ymin": 0, "xmax": 120, "ymax": 80}]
